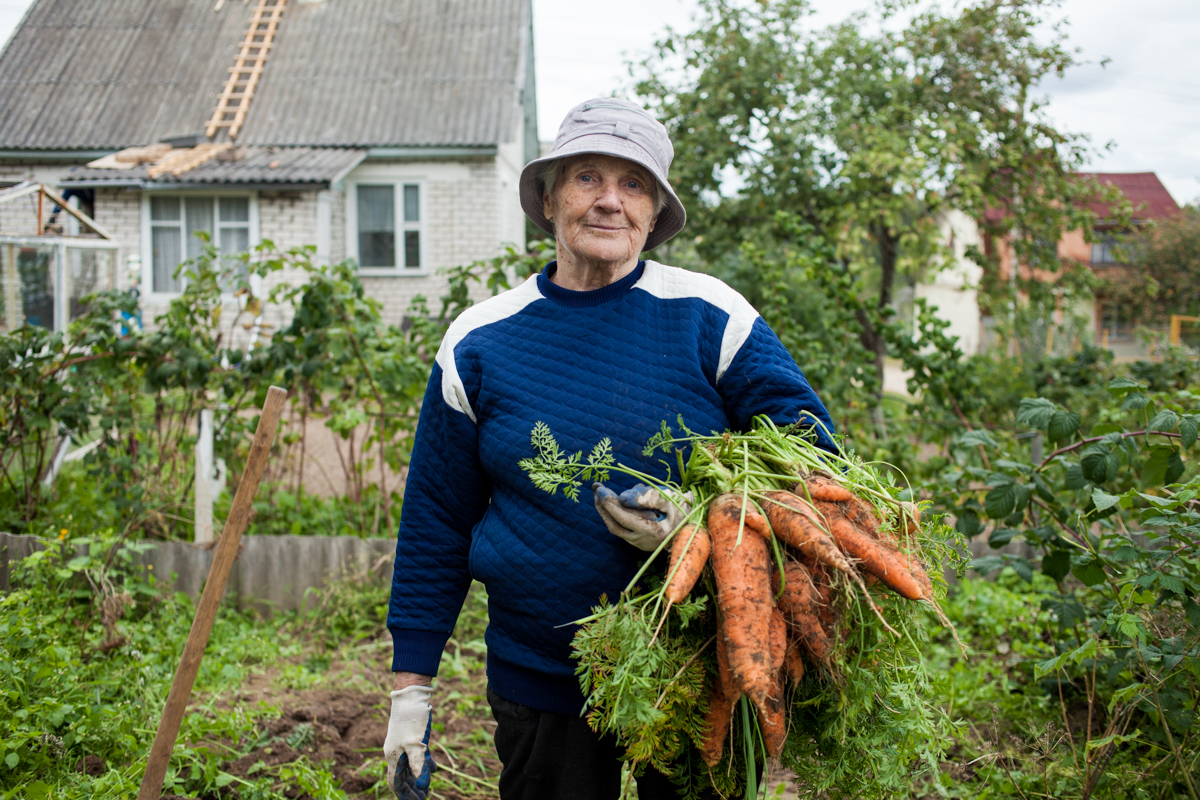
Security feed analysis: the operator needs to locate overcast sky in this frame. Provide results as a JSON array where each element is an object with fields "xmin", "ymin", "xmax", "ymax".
[{"xmin": 2, "ymin": 0, "xmax": 1196, "ymax": 204}]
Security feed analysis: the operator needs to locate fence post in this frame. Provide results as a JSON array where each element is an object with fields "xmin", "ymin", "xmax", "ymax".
[{"xmin": 195, "ymin": 408, "xmax": 214, "ymax": 544}]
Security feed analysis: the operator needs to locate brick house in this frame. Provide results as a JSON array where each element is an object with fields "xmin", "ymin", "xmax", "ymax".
[
  {"xmin": 1057, "ymin": 172, "xmax": 1181, "ymax": 357},
  {"xmin": 0, "ymin": 0, "xmax": 537, "ymax": 331}
]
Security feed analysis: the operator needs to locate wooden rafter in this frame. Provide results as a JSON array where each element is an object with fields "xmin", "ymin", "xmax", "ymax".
[{"xmin": 205, "ymin": 0, "xmax": 287, "ymax": 141}]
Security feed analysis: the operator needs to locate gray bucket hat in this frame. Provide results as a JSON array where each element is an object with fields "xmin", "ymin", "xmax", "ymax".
[{"xmin": 519, "ymin": 98, "xmax": 687, "ymax": 252}]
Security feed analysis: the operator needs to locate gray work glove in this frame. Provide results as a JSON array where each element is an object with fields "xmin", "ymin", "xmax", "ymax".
[
  {"xmin": 384, "ymin": 685, "xmax": 437, "ymax": 799},
  {"xmin": 592, "ymin": 482, "xmax": 693, "ymax": 551}
]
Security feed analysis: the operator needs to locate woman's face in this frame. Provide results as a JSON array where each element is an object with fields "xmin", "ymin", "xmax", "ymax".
[{"xmin": 543, "ymin": 154, "xmax": 659, "ymax": 269}]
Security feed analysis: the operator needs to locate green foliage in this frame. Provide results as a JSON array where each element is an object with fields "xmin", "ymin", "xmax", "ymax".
[
  {"xmin": 573, "ymin": 589, "xmax": 712, "ymax": 782},
  {"xmin": 924, "ymin": 376, "xmax": 1200, "ymax": 799},
  {"xmin": 1099, "ymin": 204, "xmax": 1200, "ymax": 325},
  {"xmin": 518, "ymin": 422, "xmax": 613, "ymax": 501},
  {"xmin": 0, "ymin": 533, "xmax": 344, "ymax": 799},
  {"xmin": 636, "ymin": 0, "xmax": 1128, "ymax": 414},
  {"xmin": 1, "ymin": 236, "xmax": 552, "ymax": 540}
]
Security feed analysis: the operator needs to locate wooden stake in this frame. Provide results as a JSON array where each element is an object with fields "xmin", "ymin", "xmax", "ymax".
[{"xmin": 136, "ymin": 385, "xmax": 287, "ymax": 800}]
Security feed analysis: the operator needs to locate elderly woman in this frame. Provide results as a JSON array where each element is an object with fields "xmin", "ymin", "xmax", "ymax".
[{"xmin": 382, "ymin": 98, "xmax": 834, "ymax": 800}]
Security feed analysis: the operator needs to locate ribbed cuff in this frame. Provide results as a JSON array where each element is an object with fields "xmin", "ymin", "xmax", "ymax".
[
  {"xmin": 390, "ymin": 627, "xmax": 452, "ymax": 675},
  {"xmin": 486, "ymin": 652, "xmax": 587, "ymax": 716}
]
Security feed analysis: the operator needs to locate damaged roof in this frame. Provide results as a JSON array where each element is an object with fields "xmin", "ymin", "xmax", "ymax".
[
  {"xmin": 0, "ymin": 0, "xmax": 530, "ymax": 150},
  {"xmin": 62, "ymin": 146, "xmax": 367, "ymax": 187}
]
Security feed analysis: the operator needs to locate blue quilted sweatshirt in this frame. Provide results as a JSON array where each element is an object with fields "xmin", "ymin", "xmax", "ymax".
[{"xmin": 388, "ymin": 260, "xmax": 834, "ymax": 715}]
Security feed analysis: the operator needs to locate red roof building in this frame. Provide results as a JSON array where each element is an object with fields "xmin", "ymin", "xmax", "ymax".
[{"xmin": 1083, "ymin": 172, "xmax": 1180, "ymax": 223}]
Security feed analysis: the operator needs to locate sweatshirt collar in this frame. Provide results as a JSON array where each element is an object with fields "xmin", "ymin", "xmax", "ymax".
[{"xmin": 536, "ymin": 261, "xmax": 646, "ymax": 308}]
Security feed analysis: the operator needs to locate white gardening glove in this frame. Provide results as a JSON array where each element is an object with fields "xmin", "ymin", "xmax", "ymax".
[
  {"xmin": 592, "ymin": 482, "xmax": 693, "ymax": 551},
  {"xmin": 383, "ymin": 684, "xmax": 436, "ymax": 799}
]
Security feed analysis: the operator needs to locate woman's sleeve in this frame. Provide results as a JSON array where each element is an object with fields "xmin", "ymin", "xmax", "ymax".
[
  {"xmin": 387, "ymin": 358, "xmax": 491, "ymax": 675},
  {"xmin": 718, "ymin": 316, "xmax": 838, "ymax": 452}
]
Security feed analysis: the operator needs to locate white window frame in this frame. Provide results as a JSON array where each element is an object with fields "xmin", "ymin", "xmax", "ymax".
[
  {"xmin": 139, "ymin": 190, "xmax": 261, "ymax": 302},
  {"xmin": 345, "ymin": 176, "xmax": 428, "ymax": 277}
]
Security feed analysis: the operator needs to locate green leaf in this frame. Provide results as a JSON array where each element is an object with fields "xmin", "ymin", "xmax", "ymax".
[
  {"xmin": 1041, "ymin": 549, "xmax": 1071, "ymax": 582},
  {"xmin": 1107, "ymin": 376, "xmax": 1145, "ymax": 394},
  {"xmin": 1148, "ymin": 409, "xmax": 1180, "ymax": 433},
  {"xmin": 1181, "ymin": 415, "xmax": 1198, "ymax": 448},
  {"xmin": 1073, "ymin": 558, "xmax": 1108, "ymax": 587},
  {"xmin": 214, "ymin": 773, "xmax": 236, "ymax": 788},
  {"xmin": 1092, "ymin": 487, "xmax": 1122, "ymax": 512},
  {"xmin": 957, "ymin": 429, "xmax": 997, "ymax": 449},
  {"xmin": 1047, "ymin": 410, "xmax": 1082, "ymax": 444},
  {"xmin": 969, "ymin": 555, "xmax": 1007, "ymax": 575},
  {"xmin": 1142, "ymin": 446, "xmax": 1185, "ymax": 488},
  {"xmin": 1081, "ymin": 448, "xmax": 1118, "ymax": 483},
  {"xmin": 1031, "ymin": 473, "xmax": 1055, "ymax": 502},
  {"xmin": 988, "ymin": 528, "xmax": 1020, "ymax": 547},
  {"xmin": 985, "ymin": 482, "xmax": 1030, "ymax": 519},
  {"xmin": 1064, "ymin": 464, "xmax": 1089, "ymax": 490},
  {"xmin": 1010, "ymin": 556, "xmax": 1033, "ymax": 583},
  {"xmin": 1121, "ymin": 391, "xmax": 1150, "ymax": 411},
  {"xmin": 4, "ymin": 753, "xmax": 16, "ymax": 769},
  {"xmin": 1157, "ymin": 573, "xmax": 1185, "ymax": 595},
  {"xmin": 955, "ymin": 509, "xmax": 981, "ymax": 537},
  {"xmin": 1016, "ymin": 397, "xmax": 1057, "ymax": 429}
]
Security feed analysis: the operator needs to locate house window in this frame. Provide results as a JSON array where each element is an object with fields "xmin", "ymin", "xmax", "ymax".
[
  {"xmin": 1098, "ymin": 300, "xmax": 1134, "ymax": 343},
  {"xmin": 352, "ymin": 182, "xmax": 422, "ymax": 272},
  {"xmin": 148, "ymin": 195, "xmax": 253, "ymax": 293},
  {"xmin": 1091, "ymin": 235, "xmax": 1120, "ymax": 265}
]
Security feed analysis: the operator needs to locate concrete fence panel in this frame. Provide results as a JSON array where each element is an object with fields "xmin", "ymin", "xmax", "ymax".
[{"xmin": 0, "ymin": 532, "xmax": 397, "ymax": 614}]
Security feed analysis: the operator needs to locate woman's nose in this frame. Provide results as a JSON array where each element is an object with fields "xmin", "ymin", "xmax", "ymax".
[{"xmin": 593, "ymin": 182, "xmax": 622, "ymax": 212}]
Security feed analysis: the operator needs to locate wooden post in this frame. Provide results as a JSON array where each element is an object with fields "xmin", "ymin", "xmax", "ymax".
[{"xmin": 136, "ymin": 386, "xmax": 287, "ymax": 800}]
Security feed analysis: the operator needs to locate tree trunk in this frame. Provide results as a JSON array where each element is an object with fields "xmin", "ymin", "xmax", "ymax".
[{"xmin": 854, "ymin": 220, "xmax": 900, "ymax": 436}]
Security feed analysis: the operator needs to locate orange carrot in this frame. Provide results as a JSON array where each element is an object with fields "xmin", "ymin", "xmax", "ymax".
[
  {"xmin": 828, "ymin": 517, "xmax": 923, "ymax": 600},
  {"xmin": 769, "ymin": 607, "xmax": 787, "ymax": 672},
  {"xmin": 783, "ymin": 635, "xmax": 806, "ymax": 685},
  {"xmin": 775, "ymin": 561, "xmax": 832, "ymax": 666},
  {"xmin": 701, "ymin": 633, "xmax": 741, "ymax": 767},
  {"xmin": 708, "ymin": 494, "xmax": 784, "ymax": 748},
  {"xmin": 766, "ymin": 492, "xmax": 899, "ymax": 637},
  {"xmin": 700, "ymin": 683, "xmax": 737, "ymax": 767},
  {"xmin": 760, "ymin": 491, "xmax": 854, "ymax": 575},
  {"xmin": 797, "ymin": 474, "xmax": 856, "ymax": 503},
  {"xmin": 664, "ymin": 524, "xmax": 712, "ymax": 604}
]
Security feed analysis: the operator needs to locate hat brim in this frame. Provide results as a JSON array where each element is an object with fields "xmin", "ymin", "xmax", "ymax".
[{"xmin": 519, "ymin": 133, "xmax": 686, "ymax": 252}]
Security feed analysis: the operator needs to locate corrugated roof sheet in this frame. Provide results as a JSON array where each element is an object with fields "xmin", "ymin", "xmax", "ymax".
[
  {"xmin": 0, "ymin": 0, "xmax": 527, "ymax": 150},
  {"xmin": 60, "ymin": 146, "xmax": 366, "ymax": 185},
  {"xmin": 1085, "ymin": 172, "xmax": 1181, "ymax": 222}
]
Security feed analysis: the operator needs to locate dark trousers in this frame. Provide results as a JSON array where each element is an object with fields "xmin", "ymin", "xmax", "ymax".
[{"xmin": 487, "ymin": 686, "xmax": 725, "ymax": 800}]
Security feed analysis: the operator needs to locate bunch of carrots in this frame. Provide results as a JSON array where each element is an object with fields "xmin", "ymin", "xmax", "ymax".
[
  {"xmin": 521, "ymin": 416, "xmax": 960, "ymax": 798},
  {"xmin": 664, "ymin": 474, "xmax": 956, "ymax": 768}
]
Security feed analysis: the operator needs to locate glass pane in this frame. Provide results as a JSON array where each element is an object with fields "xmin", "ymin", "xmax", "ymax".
[
  {"xmin": 219, "ymin": 197, "xmax": 250, "ymax": 222},
  {"xmin": 16, "ymin": 246, "xmax": 55, "ymax": 329},
  {"xmin": 152, "ymin": 225, "xmax": 183, "ymax": 293},
  {"xmin": 403, "ymin": 184, "xmax": 419, "ymax": 222},
  {"xmin": 185, "ymin": 197, "xmax": 214, "ymax": 260},
  {"xmin": 68, "ymin": 248, "xmax": 114, "ymax": 320},
  {"xmin": 150, "ymin": 196, "xmax": 180, "ymax": 221},
  {"xmin": 219, "ymin": 226, "xmax": 250, "ymax": 292},
  {"xmin": 220, "ymin": 226, "xmax": 250, "ymax": 255},
  {"xmin": 357, "ymin": 185, "xmax": 395, "ymax": 268},
  {"xmin": 405, "ymin": 230, "xmax": 420, "ymax": 269}
]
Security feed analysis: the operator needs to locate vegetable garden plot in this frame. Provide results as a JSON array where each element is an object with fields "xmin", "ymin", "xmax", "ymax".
[{"xmin": 521, "ymin": 416, "xmax": 962, "ymax": 799}]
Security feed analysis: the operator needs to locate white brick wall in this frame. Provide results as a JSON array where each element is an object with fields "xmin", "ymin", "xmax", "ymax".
[
  {"xmin": 8, "ymin": 151, "xmax": 529, "ymax": 332},
  {"xmin": 355, "ymin": 157, "xmax": 517, "ymax": 322},
  {"xmin": 92, "ymin": 187, "xmax": 141, "ymax": 291}
]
